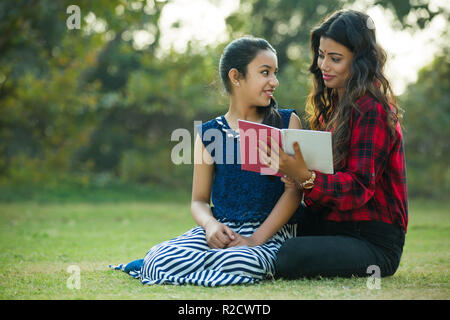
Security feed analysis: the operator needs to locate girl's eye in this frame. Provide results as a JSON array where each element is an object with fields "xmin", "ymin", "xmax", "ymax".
[
  {"xmin": 318, "ymin": 53, "xmax": 324, "ymax": 59},
  {"xmin": 332, "ymin": 58, "xmax": 341, "ymax": 63},
  {"xmin": 262, "ymin": 70, "xmax": 269, "ymax": 76}
]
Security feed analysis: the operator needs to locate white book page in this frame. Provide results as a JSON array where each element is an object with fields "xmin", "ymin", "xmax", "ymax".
[{"xmin": 281, "ymin": 129, "xmax": 334, "ymax": 174}]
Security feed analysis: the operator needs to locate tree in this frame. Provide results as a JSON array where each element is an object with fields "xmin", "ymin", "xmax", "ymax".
[
  {"xmin": 401, "ymin": 50, "xmax": 450, "ymax": 198},
  {"xmin": 225, "ymin": 0, "xmax": 449, "ymax": 70},
  {"xmin": 0, "ymin": 0, "xmax": 171, "ymax": 184},
  {"xmin": 374, "ymin": 0, "xmax": 449, "ymax": 29},
  {"xmin": 0, "ymin": 0, "xmax": 448, "ymax": 194}
]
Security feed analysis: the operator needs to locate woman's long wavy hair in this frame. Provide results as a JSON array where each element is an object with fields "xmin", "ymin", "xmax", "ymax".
[
  {"xmin": 219, "ymin": 36, "xmax": 282, "ymax": 128},
  {"xmin": 306, "ymin": 10, "xmax": 402, "ymax": 170}
]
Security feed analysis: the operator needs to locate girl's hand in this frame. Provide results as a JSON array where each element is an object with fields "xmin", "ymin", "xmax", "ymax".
[
  {"xmin": 259, "ymin": 138, "xmax": 312, "ymax": 183},
  {"xmin": 281, "ymin": 175, "xmax": 300, "ymax": 189},
  {"xmin": 226, "ymin": 233, "xmax": 258, "ymax": 248},
  {"xmin": 204, "ymin": 220, "xmax": 236, "ymax": 249}
]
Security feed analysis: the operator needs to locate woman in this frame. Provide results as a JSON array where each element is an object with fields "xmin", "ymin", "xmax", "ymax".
[{"xmin": 260, "ymin": 10, "xmax": 408, "ymax": 278}]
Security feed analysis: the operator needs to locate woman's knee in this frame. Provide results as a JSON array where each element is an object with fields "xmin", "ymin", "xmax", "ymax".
[
  {"xmin": 274, "ymin": 241, "xmax": 294, "ymax": 278},
  {"xmin": 275, "ymin": 235, "xmax": 376, "ymax": 279},
  {"xmin": 275, "ymin": 237, "xmax": 318, "ymax": 279},
  {"xmin": 380, "ymin": 249, "xmax": 404, "ymax": 277}
]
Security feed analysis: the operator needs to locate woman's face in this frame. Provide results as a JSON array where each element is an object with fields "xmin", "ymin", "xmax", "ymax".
[
  {"xmin": 317, "ymin": 37, "xmax": 354, "ymax": 97},
  {"xmin": 238, "ymin": 49, "xmax": 279, "ymax": 107}
]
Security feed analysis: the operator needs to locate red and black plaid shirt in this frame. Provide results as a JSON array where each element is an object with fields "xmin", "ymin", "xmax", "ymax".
[{"xmin": 303, "ymin": 94, "xmax": 408, "ymax": 232}]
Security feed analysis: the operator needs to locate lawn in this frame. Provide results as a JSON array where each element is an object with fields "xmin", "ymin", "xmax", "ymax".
[{"xmin": 0, "ymin": 197, "xmax": 448, "ymax": 300}]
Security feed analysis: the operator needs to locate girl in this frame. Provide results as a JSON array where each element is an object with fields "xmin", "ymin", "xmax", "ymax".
[
  {"xmin": 260, "ymin": 10, "xmax": 408, "ymax": 279},
  {"xmin": 110, "ymin": 36, "xmax": 303, "ymax": 286}
]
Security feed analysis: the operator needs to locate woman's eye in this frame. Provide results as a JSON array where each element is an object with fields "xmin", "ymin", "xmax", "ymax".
[
  {"xmin": 332, "ymin": 58, "xmax": 341, "ymax": 63},
  {"xmin": 318, "ymin": 53, "xmax": 324, "ymax": 59},
  {"xmin": 262, "ymin": 70, "xmax": 269, "ymax": 76}
]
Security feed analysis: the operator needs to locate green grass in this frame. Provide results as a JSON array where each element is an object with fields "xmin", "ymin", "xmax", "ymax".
[{"xmin": 0, "ymin": 198, "xmax": 448, "ymax": 299}]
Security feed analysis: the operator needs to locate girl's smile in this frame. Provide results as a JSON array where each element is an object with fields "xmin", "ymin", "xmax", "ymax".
[
  {"xmin": 238, "ymin": 49, "xmax": 279, "ymax": 107},
  {"xmin": 263, "ymin": 88, "xmax": 275, "ymax": 98}
]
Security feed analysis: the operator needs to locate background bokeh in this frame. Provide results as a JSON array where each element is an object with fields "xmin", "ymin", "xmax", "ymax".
[{"xmin": 0, "ymin": 0, "xmax": 448, "ymax": 201}]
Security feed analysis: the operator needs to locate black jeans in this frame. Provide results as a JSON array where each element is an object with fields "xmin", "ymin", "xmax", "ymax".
[{"xmin": 276, "ymin": 205, "xmax": 405, "ymax": 279}]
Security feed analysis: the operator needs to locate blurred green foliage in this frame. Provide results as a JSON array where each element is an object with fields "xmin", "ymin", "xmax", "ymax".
[
  {"xmin": 0, "ymin": 0, "xmax": 448, "ymax": 200},
  {"xmin": 400, "ymin": 50, "xmax": 450, "ymax": 199}
]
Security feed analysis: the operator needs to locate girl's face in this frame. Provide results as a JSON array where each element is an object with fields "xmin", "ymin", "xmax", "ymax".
[
  {"xmin": 238, "ymin": 49, "xmax": 279, "ymax": 107},
  {"xmin": 317, "ymin": 37, "xmax": 354, "ymax": 97}
]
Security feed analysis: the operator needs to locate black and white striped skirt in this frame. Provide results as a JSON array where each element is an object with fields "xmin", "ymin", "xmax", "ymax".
[{"xmin": 110, "ymin": 219, "xmax": 296, "ymax": 287}]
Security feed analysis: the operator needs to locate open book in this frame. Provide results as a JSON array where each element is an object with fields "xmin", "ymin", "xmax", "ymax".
[{"xmin": 238, "ymin": 119, "xmax": 334, "ymax": 176}]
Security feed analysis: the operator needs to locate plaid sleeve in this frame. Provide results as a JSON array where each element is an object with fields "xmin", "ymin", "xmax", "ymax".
[{"xmin": 304, "ymin": 100, "xmax": 391, "ymax": 211}]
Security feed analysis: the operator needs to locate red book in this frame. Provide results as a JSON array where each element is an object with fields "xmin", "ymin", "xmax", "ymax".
[
  {"xmin": 238, "ymin": 119, "xmax": 284, "ymax": 176},
  {"xmin": 238, "ymin": 119, "xmax": 334, "ymax": 176}
]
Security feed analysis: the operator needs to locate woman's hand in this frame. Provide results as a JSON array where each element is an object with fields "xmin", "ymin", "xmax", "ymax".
[
  {"xmin": 259, "ymin": 138, "xmax": 312, "ymax": 183},
  {"xmin": 204, "ymin": 219, "xmax": 236, "ymax": 249}
]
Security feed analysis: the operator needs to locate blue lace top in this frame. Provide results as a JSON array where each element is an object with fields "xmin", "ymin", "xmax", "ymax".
[{"xmin": 195, "ymin": 108, "xmax": 301, "ymax": 223}]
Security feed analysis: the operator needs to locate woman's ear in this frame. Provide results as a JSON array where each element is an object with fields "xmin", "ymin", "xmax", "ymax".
[{"xmin": 228, "ymin": 68, "xmax": 241, "ymax": 87}]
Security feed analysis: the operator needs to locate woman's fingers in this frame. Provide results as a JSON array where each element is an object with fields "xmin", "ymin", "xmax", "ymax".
[
  {"xmin": 258, "ymin": 139, "xmax": 268, "ymax": 156},
  {"xmin": 258, "ymin": 137, "xmax": 282, "ymax": 172},
  {"xmin": 293, "ymin": 142, "xmax": 305, "ymax": 162},
  {"xmin": 258, "ymin": 136, "xmax": 280, "ymax": 158},
  {"xmin": 259, "ymin": 148, "xmax": 270, "ymax": 166},
  {"xmin": 269, "ymin": 136, "xmax": 281, "ymax": 158}
]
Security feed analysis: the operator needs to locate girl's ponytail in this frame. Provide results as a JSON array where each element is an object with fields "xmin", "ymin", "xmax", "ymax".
[{"xmin": 258, "ymin": 98, "xmax": 282, "ymax": 128}]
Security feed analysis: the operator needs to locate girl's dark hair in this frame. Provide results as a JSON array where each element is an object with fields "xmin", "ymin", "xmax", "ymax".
[
  {"xmin": 306, "ymin": 10, "xmax": 402, "ymax": 169},
  {"xmin": 219, "ymin": 36, "xmax": 282, "ymax": 128}
]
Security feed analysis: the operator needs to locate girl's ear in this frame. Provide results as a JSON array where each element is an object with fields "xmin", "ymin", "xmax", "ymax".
[{"xmin": 228, "ymin": 68, "xmax": 241, "ymax": 87}]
